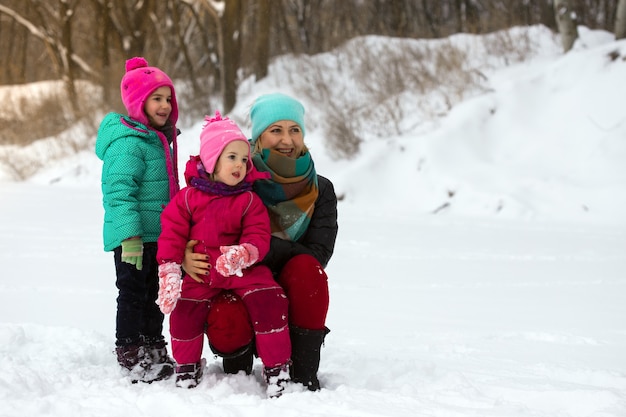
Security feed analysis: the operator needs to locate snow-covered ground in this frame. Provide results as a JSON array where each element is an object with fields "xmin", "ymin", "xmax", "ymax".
[{"xmin": 0, "ymin": 26, "xmax": 625, "ymax": 416}]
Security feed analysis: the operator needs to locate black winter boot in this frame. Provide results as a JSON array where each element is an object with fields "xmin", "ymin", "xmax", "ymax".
[
  {"xmin": 215, "ymin": 342, "xmax": 254, "ymax": 375},
  {"xmin": 289, "ymin": 326, "xmax": 330, "ymax": 391}
]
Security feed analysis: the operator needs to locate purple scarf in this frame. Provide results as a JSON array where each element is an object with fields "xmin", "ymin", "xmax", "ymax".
[{"xmin": 190, "ymin": 164, "xmax": 252, "ymax": 196}]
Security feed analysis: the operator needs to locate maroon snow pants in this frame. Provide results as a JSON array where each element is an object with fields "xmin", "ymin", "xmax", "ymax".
[
  {"xmin": 169, "ymin": 264, "xmax": 290, "ymax": 368},
  {"xmin": 206, "ymin": 254, "xmax": 330, "ymax": 355}
]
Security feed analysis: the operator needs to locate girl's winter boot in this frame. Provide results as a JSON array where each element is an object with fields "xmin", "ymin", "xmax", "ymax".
[
  {"xmin": 175, "ymin": 359, "xmax": 205, "ymax": 389},
  {"xmin": 144, "ymin": 338, "xmax": 175, "ymax": 382},
  {"xmin": 115, "ymin": 344, "xmax": 150, "ymax": 383},
  {"xmin": 115, "ymin": 341, "xmax": 174, "ymax": 384},
  {"xmin": 264, "ymin": 362, "xmax": 291, "ymax": 398}
]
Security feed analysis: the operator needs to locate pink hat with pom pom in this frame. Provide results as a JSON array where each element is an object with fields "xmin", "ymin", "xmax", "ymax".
[
  {"xmin": 200, "ymin": 111, "xmax": 251, "ymax": 174},
  {"xmin": 120, "ymin": 57, "xmax": 178, "ymax": 127}
]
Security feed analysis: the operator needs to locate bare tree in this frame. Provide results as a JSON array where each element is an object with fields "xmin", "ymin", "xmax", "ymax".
[
  {"xmin": 94, "ymin": 0, "xmax": 114, "ymax": 106},
  {"xmin": 615, "ymin": 0, "xmax": 626, "ymax": 38},
  {"xmin": 221, "ymin": 0, "xmax": 243, "ymax": 113},
  {"xmin": 58, "ymin": 0, "xmax": 79, "ymax": 114},
  {"xmin": 195, "ymin": 0, "xmax": 243, "ymax": 113},
  {"xmin": 554, "ymin": 0, "xmax": 579, "ymax": 52},
  {"xmin": 171, "ymin": 1, "xmax": 202, "ymax": 94},
  {"xmin": 253, "ymin": 0, "xmax": 271, "ymax": 81},
  {"xmin": 0, "ymin": 1, "xmax": 99, "ymax": 113},
  {"xmin": 108, "ymin": 0, "xmax": 156, "ymax": 58},
  {"xmin": 421, "ymin": 0, "xmax": 442, "ymax": 37}
]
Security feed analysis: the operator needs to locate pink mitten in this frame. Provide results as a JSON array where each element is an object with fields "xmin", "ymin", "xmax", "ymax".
[
  {"xmin": 215, "ymin": 243, "xmax": 259, "ymax": 277},
  {"xmin": 156, "ymin": 262, "xmax": 182, "ymax": 314}
]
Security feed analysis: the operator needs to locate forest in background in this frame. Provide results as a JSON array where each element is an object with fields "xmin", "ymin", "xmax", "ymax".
[{"xmin": 1, "ymin": 0, "xmax": 625, "ymax": 149}]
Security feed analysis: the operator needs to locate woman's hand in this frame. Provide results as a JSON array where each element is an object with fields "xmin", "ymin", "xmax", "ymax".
[{"xmin": 182, "ymin": 240, "xmax": 211, "ymax": 283}]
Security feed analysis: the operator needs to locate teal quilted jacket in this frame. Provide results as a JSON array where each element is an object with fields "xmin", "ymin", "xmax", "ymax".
[{"xmin": 95, "ymin": 112, "xmax": 179, "ymax": 251}]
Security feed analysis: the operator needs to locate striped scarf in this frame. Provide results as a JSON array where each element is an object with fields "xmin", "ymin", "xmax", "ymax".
[{"xmin": 252, "ymin": 149, "xmax": 319, "ymax": 241}]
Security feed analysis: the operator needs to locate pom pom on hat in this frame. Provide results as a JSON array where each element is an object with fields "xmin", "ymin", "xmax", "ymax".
[
  {"xmin": 199, "ymin": 111, "xmax": 251, "ymax": 174},
  {"xmin": 250, "ymin": 93, "xmax": 305, "ymax": 142},
  {"xmin": 125, "ymin": 56, "xmax": 149, "ymax": 72},
  {"xmin": 120, "ymin": 56, "xmax": 178, "ymax": 127}
]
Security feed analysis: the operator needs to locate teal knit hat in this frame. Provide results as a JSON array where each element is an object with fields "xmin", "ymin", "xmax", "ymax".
[{"xmin": 250, "ymin": 93, "xmax": 306, "ymax": 141}]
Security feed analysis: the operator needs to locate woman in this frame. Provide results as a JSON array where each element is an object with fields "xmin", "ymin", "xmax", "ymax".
[{"xmin": 183, "ymin": 93, "xmax": 338, "ymax": 391}]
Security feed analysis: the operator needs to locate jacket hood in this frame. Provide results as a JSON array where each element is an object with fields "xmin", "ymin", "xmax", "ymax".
[
  {"xmin": 184, "ymin": 155, "xmax": 202, "ymax": 186},
  {"xmin": 95, "ymin": 113, "xmax": 152, "ymax": 160}
]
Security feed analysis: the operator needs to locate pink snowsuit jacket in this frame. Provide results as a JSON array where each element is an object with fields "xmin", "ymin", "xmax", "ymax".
[{"xmin": 156, "ymin": 156, "xmax": 270, "ymax": 287}]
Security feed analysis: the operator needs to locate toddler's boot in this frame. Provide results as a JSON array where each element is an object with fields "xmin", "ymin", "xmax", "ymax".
[
  {"xmin": 264, "ymin": 362, "xmax": 291, "ymax": 398},
  {"xmin": 175, "ymin": 359, "xmax": 205, "ymax": 389},
  {"xmin": 144, "ymin": 337, "xmax": 175, "ymax": 382}
]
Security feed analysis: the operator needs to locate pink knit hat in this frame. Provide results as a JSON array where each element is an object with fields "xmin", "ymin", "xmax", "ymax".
[
  {"xmin": 200, "ymin": 111, "xmax": 251, "ymax": 174},
  {"xmin": 120, "ymin": 57, "xmax": 178, "ymax": 127}
]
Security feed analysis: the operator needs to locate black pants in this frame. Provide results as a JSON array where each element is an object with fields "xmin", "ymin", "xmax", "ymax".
[{"xmin": 113, "ymin": 242, "xmax": 164, "ymax": 346}]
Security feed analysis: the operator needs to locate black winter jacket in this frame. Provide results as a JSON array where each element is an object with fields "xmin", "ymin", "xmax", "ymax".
[{"xmin": 261, "ymin": 175, "xmax": 338, "ymax": 274}]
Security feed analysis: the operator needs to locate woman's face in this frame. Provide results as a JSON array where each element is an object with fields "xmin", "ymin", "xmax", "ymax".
[{"xmin": 257, "ymin": 120, "xmax": 304, "ymax": 158}]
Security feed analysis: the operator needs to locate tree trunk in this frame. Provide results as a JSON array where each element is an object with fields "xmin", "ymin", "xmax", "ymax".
[
  {"xmin": 537, "ymin": 0, "xmax": 557, "ymax": 30},
  {"xmin": 464, "ymin": 0, "xmax": 481, "ymax": 33},
  {"xmin": 421, "ymin": 0, "xmax": 440, "ymax": 38},
  {"xmin": 113, "ymin": 0, "xmax": 155, "ymax": 57},
  {"xmin": 615, "ymin": 0, "xmax": 626, "ymax": 39},
  {"xmin": 254, "ymin": 0, "xmax": 270, "ymax": 81},
  {"xmin": 389, "ymin": 0, "xmax": 407, "ymax": 37},
  {"xmin": 172, "ymin": 2, "xmax": 202, "ymax": 94},
  {"xmin": 221, "ymin": 0, "xmax": 242, "ymax": 114},
  {"xmin": 554, "ymin": 0, "xmax": 579, "ymax": 52},
  {"xmin": 59, "ymin": 0, "xmax": 79, "ymax": 116},
  {"xmin": 98, "ymin": 0, "xmax": 112, "ymax": 106},
  {"xmin": 454, "ymin": 0, "xmax": 463, "ymax": 33}
]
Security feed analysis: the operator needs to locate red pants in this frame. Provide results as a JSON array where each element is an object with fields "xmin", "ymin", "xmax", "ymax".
[
  {"xmin": 206, "ymin": 254, "xmax": 329, "ymax": 355},
  {"xmin": 169, "ymin": 264, "xmax": 290, "ymax": 368}
]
